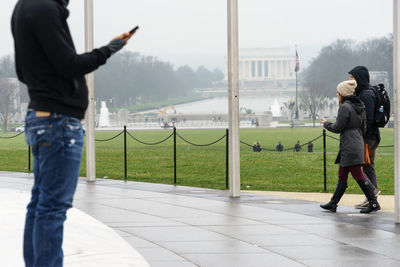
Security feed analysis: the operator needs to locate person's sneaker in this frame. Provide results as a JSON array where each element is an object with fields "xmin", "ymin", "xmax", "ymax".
[
  {"xmin": 354, "ymin": 198, "xmax": 369, "ymax": 209},
  {"xmin": 374, "ymin": 188, "xmax": 381, "ymax": 197}
]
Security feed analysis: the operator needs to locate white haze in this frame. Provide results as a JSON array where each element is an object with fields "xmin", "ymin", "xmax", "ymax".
[{"xmin": 0, "ymin": 0, "xmax": 393, "ymax": 69}]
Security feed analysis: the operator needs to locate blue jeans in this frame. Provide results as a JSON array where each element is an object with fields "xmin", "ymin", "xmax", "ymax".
[{"xmin": 23, "ymin": 111, "xmax": 84, "ymax": 267}]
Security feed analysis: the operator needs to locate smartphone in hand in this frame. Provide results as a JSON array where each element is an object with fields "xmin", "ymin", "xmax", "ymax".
[
  {"xmin": 129, "ymin": 26, "xmax": 139, "ymax": 35},
  {"xmin": 124, "ymin": 26, "xmax": 139, "ymax": 42}
]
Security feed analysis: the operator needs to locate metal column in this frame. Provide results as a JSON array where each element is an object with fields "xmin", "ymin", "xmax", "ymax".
[
  {"xmin": 85, "ymin": 0, "xmax": 96, "ymax": 182},
  {"xmin": 227, "ymin": 0, "xmax": 240, "ymax": 197},
  {"xmin": 393, "ymin": 0, "xmax": 400, "ymax": 223}
]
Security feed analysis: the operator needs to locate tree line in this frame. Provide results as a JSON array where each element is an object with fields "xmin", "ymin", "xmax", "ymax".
[
  {"xmin": 0, "ymin": 52, "xmax": 223, "ymax": 131},
  {"xmin": 302, "ymin": 34, "xmax": 393, "ymax": 98},
  {"xmin": 0, "ymin": 51, "xmax": 224, "ymax": 108},
  {"xmin": 94, "ymin": 51, "xmax": 224, "ymax": 107},
  {"xmin": 300, "ymin": 35, "xmax": 393, "ymax": 124}
]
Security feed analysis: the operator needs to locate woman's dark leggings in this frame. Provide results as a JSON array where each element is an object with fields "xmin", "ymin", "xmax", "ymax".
[{"xmin": 338, "ymin": 165, "xmax": 366, "ymax": 182}]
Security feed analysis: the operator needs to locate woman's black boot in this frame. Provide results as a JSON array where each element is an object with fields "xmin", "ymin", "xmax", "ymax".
[
  {"xmin": 320, "ymin": 182, "xmax": 347, "ymax": 212},
  {"xmin": 356, "ymin": 179, "xmax": 381, "ymax": 214}
]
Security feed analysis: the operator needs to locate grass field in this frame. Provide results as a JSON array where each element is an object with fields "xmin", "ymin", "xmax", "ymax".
[{"xmin": 0, "ymin": 127, "xmax": 394, "ymax": 195}]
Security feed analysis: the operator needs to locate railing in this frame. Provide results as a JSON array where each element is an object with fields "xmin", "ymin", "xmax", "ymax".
[{"xmin": 1, "ymin": 127, "xmax": 393, "ymax": 192}]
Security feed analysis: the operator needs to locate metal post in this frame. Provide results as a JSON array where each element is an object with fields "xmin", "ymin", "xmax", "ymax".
[
  {"xmin": 323, "ymin": 129, "xmax": 327, "ymax": 192},
  {"xmin": 225, "ymin": 128, "xmax": 229, "ymax": 190},
  {"xmin": 85, "ymin": 0, "xmax": 96, "ymax": 182},
  {"xmin": 227, "ymin": 0, "xmax": 240, "ymax": 197},
  {"xmin": 124, "ymin": 126, "xmax": 127, "ymax": 181},
  {"xmin": 393, "ymin": 0, "xmax": 400, "ymax": 223},
  {"xmin": 173, "ymin": 127, "xmax": 177, "ymax": 184},
  {"xmin": 28, "ymin": 146, "xmax": 31, "ymax": 172}
]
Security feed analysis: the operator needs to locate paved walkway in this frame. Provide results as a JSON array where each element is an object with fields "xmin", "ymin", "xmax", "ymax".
[
  {"xmin": 247, "ymin": 190, "xmax": 395, "ymax": 213},
  {"xmin": 1, "ymin": 171, "xmax": 400, "ymax": 267},
  {"xmin": 0, "ymin": 187, "xmax": 149, "ymax": 267}
]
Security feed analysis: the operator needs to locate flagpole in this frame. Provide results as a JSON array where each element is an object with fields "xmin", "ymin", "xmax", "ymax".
[{"xmin": 295, "ymin": 45, "xmax": 299, "ymax": 120}]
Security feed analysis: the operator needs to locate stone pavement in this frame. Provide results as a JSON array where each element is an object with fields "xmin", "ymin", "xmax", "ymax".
[
  {"xmin": 0, "ymin": 187, "xmax": 149, "ymax": 267},
  {"xmin": 247, "ymin": 190, "xmax": 396, "ymax": 213},
  {"xmin": 1, "ymin": 171, "xmax": 400, "ymax": 267}
]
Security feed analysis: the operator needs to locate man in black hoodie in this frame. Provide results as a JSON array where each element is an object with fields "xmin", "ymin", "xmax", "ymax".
[
  {"xmin": 348, "ymin": 66, "xmax": 381, "ymax": 209},
  {"xmin": 11, "ymin": 0, "xmax": 132, "ymax": 266}
]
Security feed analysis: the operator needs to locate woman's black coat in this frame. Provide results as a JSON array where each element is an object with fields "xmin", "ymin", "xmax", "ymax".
[{"xmin": 324, "ymin": 96, "xmax": 366, "ymax": 167}]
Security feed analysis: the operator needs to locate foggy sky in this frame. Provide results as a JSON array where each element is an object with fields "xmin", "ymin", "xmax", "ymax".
[{"xmin": 0, "ymin": 0, "xmax": 393, "ymax": 69}]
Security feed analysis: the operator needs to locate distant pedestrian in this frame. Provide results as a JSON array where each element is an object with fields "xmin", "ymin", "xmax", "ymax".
[
  {"xmin": 276, "ymin": 141, "xmax": 284, "ymax": 152},
  {"xmin": 320, "ymin": 80, "xmax": 380, "ymax": 214},
  {"xmin": 294, "ymin": 141, "xmax": 301, "ymax": 152},
  {"xmin": 253, "ymin": 142, "xmax": 262, "ymax": 152},
  {"xmin": 307, "ymin": 142, "xmax": 313, "ymax": 152}
]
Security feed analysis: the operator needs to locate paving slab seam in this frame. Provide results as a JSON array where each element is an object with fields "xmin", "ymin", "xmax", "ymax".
[
  {"xmin": 76, "ymin": 189, "xmax": 316, "ymax": 265},
  {"xmin": 115, "ymin": 230, "xmax": 201, "ymax": 266},
  {"xmin": 95, "ymin": 193, "xmax": 339, "ymax": 265},
  {"xmin": 3, "ymin": 172, "xmax": 400, "ymax": 266}
]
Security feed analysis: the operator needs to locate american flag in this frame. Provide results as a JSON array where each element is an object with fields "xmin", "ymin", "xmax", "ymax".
[{"xmin": 295, "ymin": 50, "xmax": 300, "ymax": 72}]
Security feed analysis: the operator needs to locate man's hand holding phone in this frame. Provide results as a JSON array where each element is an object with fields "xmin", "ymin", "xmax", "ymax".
[{"xmin": 108, "ymin": 26, "xmax": 139, "ymax": 55}]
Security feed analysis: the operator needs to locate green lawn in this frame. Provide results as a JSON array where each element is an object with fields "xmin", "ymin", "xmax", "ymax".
[{"xmin": 0, "ymin": 127, "xmax": 394, "ymax": 195}]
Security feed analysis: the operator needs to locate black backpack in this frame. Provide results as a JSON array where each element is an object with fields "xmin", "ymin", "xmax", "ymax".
[{"xmin": 370, "ymin": 84, "xmax": 390, "ymax": 127}]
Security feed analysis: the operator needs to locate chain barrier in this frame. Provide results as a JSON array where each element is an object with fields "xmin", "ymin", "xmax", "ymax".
[
  {"xmin": 95, "ymin": 131, "xmax": 124, "ymax": 142},
  {"xmin": 0, "ymin": 131, "xmax": 25, "ymax": 139},
  {"xmin": 282, "ymin": 135, "xmax": 323, "ymax": 151},
  {"xmin": 240, "ymin": 140, "xmax": 254, "ymax": 148},
  {"xmin": 326, "ymin": 134, "xmax": 393, "ymax": 148},
  {"xmin": 176, "ymin": 132, "xmax": 226, "ymax": 147},
  {"xmin": 240, "ymin": 134, "xmax": 323, "ymax": 152},
  {"xmin": 127, "ymin": 131, "xmax": 173, "ymax": 145},
  {"xmin": 326, "ymin": 134, "xmax": 340, "ymax": 141},
  {"xmin": 240, "ymin": 140, "xmax": 276, "ymax": 151},
  {"xmin": 0, "ymin": 126, "xmax": 394, "ymax": 191}
]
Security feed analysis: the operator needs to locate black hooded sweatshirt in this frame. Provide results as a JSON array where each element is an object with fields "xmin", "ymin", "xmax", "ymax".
[
  {"xmin": 348, "ymin": 66, "xmax": 380, "ymax": 141},
  {"xmin": 11, "ymin": 0, "xmax": 112, "ymax": 119}
]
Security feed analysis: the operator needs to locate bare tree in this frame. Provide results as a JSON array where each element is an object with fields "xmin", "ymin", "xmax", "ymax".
[
  {"xmin": 0, "ymin": 78, "xmax": 19, "ymax": 132},
  {"xmin": 300, "ymin": 82, "xmax": 326, "ymax": 127},
  {"xmin": 0, "ymin": 55, "xmax": 16, "ymax": 78}
]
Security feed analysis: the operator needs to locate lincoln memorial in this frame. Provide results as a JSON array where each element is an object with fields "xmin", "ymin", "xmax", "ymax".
[{"xmin": 238, "ymin": 47, "xmax": 296, "ymax": 82}]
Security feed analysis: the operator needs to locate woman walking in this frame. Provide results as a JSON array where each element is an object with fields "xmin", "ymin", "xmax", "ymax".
[{"xmin": 320, "ymin": 80, "xmax": 380, "ymax": 214}]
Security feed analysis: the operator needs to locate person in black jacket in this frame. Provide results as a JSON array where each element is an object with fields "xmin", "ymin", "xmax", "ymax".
[
  {"xmin": 307, "ymin": 141, "xmax": 313, "ymax": 153},
  {"xmin": 349, "ymin": 66, "xmax": 381, "ymax": 209},
  {"xmin": 320, "ymin": 80, "xmax": 380, "ymax": 214},
  {"xmin": 276, "ymin": 141, "xmax": 284, "ymax": 152},
  {"xmin": 11, "ymin": 0, "xmax": 132, "ymax": 266},
  {"xmin": 294, "ymin": 140, "xmax": 301, "ymax": 152}
]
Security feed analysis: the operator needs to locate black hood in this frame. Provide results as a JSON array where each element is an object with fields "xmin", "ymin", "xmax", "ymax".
[
  {"xmin": 343, "ymin": 95, "xmax": 365, "ymax": 115},
  {"xmin": 348, "ymin": 66, "xmax": 370, "ymax": 95},
  {"xmin": 53, "ymin": 0, "xmax": 69, "ymax": 18},
  {"xmin": 55, "ymin": 0, "xmax": 69, "ymax": 5}
]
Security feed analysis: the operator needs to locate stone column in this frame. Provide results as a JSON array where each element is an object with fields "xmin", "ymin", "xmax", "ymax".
[
  {"xmin": 85, "ymin": 0, "xmax": 96, "ymax": 182},
  {"xmin": 245, "ymin": 61, "xmax": 249, "ymax": 80},
  {"xmin": 268, "ymin": 60, "xmax": 271, "ymax": 79},
  {"xmin": 261, "ymin": 60, "xmax": 265, "ymax": 79},
  {"xmin": 286, "ymin": 60, "xmax": 290, "ymax": 78},
  {"xmin": 393, "ymin": 0, "xmax": 400, "ymax": 222},
  {"xmin": 254, "ymin": 60, "xmax": 258, "ymax": 80},
  {"xmin": 227, "ymin": 0, "xmax": 240, "ymax": 198}
]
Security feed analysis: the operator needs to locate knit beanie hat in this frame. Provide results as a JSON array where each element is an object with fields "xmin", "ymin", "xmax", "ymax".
[{"xmin": 337, "ymin": 80, "xmax": 357, "ymax": 96}]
